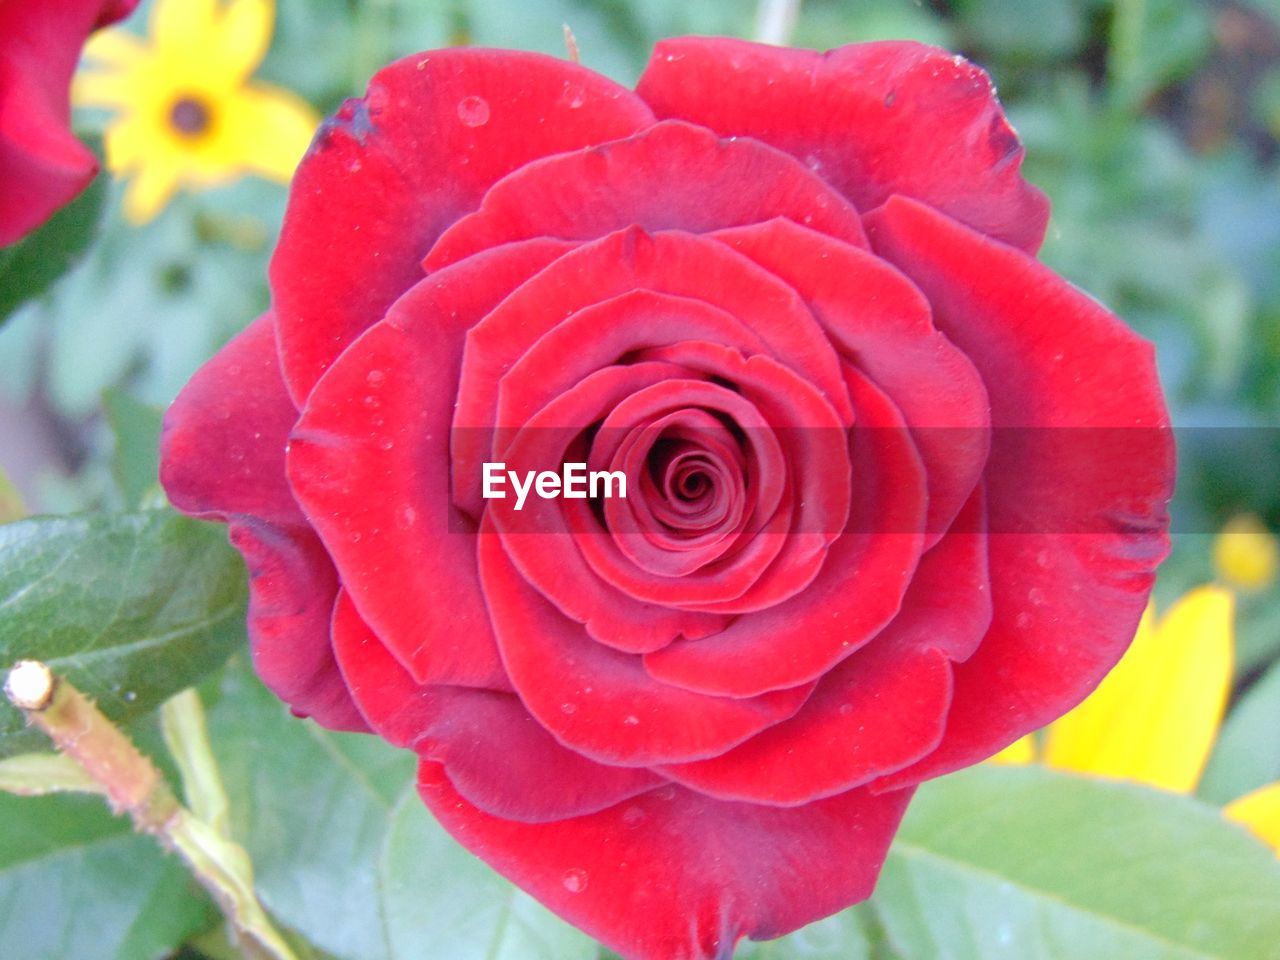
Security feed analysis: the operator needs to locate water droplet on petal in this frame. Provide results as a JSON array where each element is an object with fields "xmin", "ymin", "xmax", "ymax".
[
  {"xmin": 622, "ymin": 805, "xmax": 646, "ymax": 826},
  {"xmin": 560, "ymin": 702, "xmax": 577, "ymax": 715},
  {"xmin": 457, "ymin": 95, "xmax": 490, "ymax": 127},
  {"xmin": 562, "ymin": 869, "xmax": 588, "ymax": 893},
  {"xmin": 366, "ymin": 369, "xmax": 386, "ymax": 387},
  {"xmin": 623, "ymin": 715, "xmax": 640, "ymax": 726}
]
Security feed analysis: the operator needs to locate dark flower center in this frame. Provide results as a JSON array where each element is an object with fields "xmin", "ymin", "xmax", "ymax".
[{"xmin": 169, "ymin": 96, "xmax": 211, "ymax": 137}]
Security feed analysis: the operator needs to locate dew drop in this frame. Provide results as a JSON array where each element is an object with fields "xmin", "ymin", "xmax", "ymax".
[
  {"xmin": 366, "ymin": 369, "xmax": 387, "ymax": 387},
  {"xmin": 560, "ymin": 702, "xmax": 577, "ymax": 715},
  {"xmin": 1028, "ymin": 587, "xmax": 1047, "ymax": 606},
  {"xmin": 622, "ymin": 805, "xmax": 646, "ymax": 827},
  {"xmin": 562, "ymin": 83, "xmax": 586, "ymax": 109},
  {"xmin": 378, "ymin": 438, "xmax": 394, "ymax": 451},
  {"xmin": 562, "ymin": 869, "xmax": 588, "ymax": 893},
  {"xmin": 400, "ymin": 506, "xmax": 417, "ymax": 526},
  {"xmin": 838, "ymin": 703, "xmax": 853, "ymax": 716},
  {"xmin": 362, "ymin": 394, "xmax": 381, "ymax": 409},
  {"xmin": 457, "ymin": 95, "xmax": 490, "ymax": 127},
  {"xmin": 1015, "ymin": 611, "xmax": 1032, "ymax": 628},
  {"xmin": 623, "ymin": 715, "xmax": 640, "ymax": 726},
  {"xmin": 123, "ymin": 690, "xmax": 136, "ymax": 702},
  {"xmin": 1035, "ymin": 549, "xmax": 1050, "ymax": 569}
]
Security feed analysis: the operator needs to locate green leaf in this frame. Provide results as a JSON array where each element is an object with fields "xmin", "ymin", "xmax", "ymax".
[
  {"xmin": 0, "ymin": 791, "xmax": 215, "ymax": 960},
  {"xmin": 736, "ymin": 908, "xmax": 873, "ymax": 959},
  {"xmin": 208, "ymin": 659, "xmax": 413, "ymax": 960},
  {"xmin": 872, "ymin": 765, "xmax": 1280, "ymax": 960},
  {"xmin": 0, "ymin": 140, "xmax": 108, "ymax": 329},
  {"xmin": 208, "ymin": 657, "xmax": 599, "ymax": 960},
  {"xmin": 379, "ymin": 789, "xmax": 599, "ymax": 960},
  {"xmin": 103, "ymin": 390, "xmax": 165, "ymax": 508},
  {"xmin": 0, "ymin": 510, "xmax": 247, "ymax": 757},
  {"xmin": 1200, "ymin": 657, "xmax": 1280, "ymax": 805}
]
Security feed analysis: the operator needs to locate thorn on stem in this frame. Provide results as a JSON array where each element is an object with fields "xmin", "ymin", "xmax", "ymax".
[{"xmin": 564, "ymin": 24, "xmax": 580, "ymax": 64}]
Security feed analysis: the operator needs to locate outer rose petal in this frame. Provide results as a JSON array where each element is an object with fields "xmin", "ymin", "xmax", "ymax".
[
  {"xmin": 865, "ymin": 196, "xmax": 1173, "ymax": 786},
  {"xmin": 331, "ymin": 594, "xmax": 662, "ymax": 823},
  {"xmin": 636, "ymin": 36, "xmax": 1049, "ymax": 253},
  {"xmin": 271, "ymin": 48, "xmax": 654, "ymax": 403},
  {"xmin": 419, "ymin": 761, "xmax": 914, "ymax": 960},
  {"xmin": 0, "ymin": 0, "xmax": 138, "ymax": 245},
  {"xmin": 423, "ymin": 119, "xmax": 868, "ymax": 270},
  {"xmin": 158, "ymin": 315, "xmax": 363, "ymax": 730}
]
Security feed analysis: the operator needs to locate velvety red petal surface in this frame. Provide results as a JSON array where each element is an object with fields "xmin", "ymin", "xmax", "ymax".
[
  {"xmin": 658, "ymin": 490, "xmax": 989, "ymax": 804},
  {"xmin": 636, "ymin": 36, "xmax": 1049, "ymax": 253},
  {"xmin": 0, "ymin": 0, "xmax": 136, "ymax": 245},
  {"xmin": 643, "ymin": 367, "xmax": 927, "ymax": 697},
  {"xmin": 331, "ymin": 595, "xmax": 661, "ymax": 822},
  {"xmin": 453, "ymin": 227, "xmax": 852, "ymax": 514},
  {"xmin": 423, "ymin": 119, "xmax": 868, "ymax": 270},
  {"xmin": 271, "ymin": 49, "xmax": 654, "ymax": 404},
  {"xmin": 419, "ymin": 761, "xmax": 914, "ymax": 960},
  {"xmin": 865, "ymin": 197, "xmax": 1173, "ymax": 785},
  {"xmin": 158, "ymin": 315, "xmax": 363, "ymax": 730},
  {"xmin": 287, "ymin": 242, "xmax": 573, "ymax": 688},
  {"xmin": 479, "ymin": 522, "xmax": 815, "ymax": 767},
  {"xmin": 712, "ymin": 218, "xmax": 990, "ymax": 544}
]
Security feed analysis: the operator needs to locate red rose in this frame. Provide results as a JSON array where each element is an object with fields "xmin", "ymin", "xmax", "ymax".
[
  {"xmin": 160, "ymin": 38, "xmax": 1174, "ymax": 960},
  {"xmin": 0, "ymin": 0, "xmax": 138, "ymax": 246}
]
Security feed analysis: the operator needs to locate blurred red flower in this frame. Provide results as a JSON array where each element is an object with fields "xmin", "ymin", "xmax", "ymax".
[{"xmin": 0, "ymin": 0, "xmax": 138, "ymax": 246}]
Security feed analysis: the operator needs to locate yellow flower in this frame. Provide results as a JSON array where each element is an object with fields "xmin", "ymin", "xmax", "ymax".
[
  {"xmin": 990, "ymin": 586, "xmax": 1280, "ymax": 855},
  {"xmin": 1042, "ymin": 588, "xmax": 1233, "ymax": 793},
  {"xmin": 1226, "ymin": 783, "xmax": 1280, "ymax": 851},
  {"xmin": 74, "ymin": 0, "xmax": 318, "ymax": 223},
  {"xmin": 1213, "ymin": 514, "xmax": 1279, "ymax": 592}
]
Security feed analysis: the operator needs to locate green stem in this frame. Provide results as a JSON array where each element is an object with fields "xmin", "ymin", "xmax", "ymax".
[{"xmin": 4, "ymin": 661, "xmax": 297, "ymax": 960}]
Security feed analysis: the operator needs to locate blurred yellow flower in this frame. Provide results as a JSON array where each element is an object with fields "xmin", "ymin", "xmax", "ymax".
[
  {"xmin": 1226, "ymin": 782, "xmax": 1280, "ymax": 851},
  {"xmin": 1213, "ymin": 514, "xmax": 1279, "ymax": 592},
  {"xmin": 990, "ymin": 586, "xmax": 1280, "ymax": 855},
  {"xmin": 1043, "ymin": 587, "xmax": 1233, "ymax": 793},
  {"xmin": 74, "ymin": 0, "xmax": 318, "ymax": 223}
]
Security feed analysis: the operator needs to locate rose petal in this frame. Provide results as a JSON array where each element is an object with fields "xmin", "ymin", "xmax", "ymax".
[
  {"xmin": 643, "ymin": 365, "xmax": 927, "ymax": 697},
  {"xmin": 229, "ymin": 520, "xmax": 365, "ymax": 731},
  {"xmin": 636, "ymin": 36, "xmax": 1049, "ymax": 253},
  {"xmin": 272, "ymin": 48, "xmax": 654, "ymax": 403},
  {"xmin": 865, "ymin": 196, "xmax": 1173, "ymax": 786},
  {"xmin": 161, "ymin": 314, "xmax": 304, "ymax": 526},
  {"xmin": 331, "ymin": 594, "xmax": 661, "ymax": 822},
  {"xmin": 158, "ymin": 314, "xmax": 362, "ymax": 730},
  {"xmin": 423, "ymin": 118, "xmax": 868, "ymax": 270},
  {"xmin": 0, "ymin": 0, "xmax": 132, "ymax": 244},
  {"xmin": 490, "ymin": 362, "xmax": 734, "ymax": 652},
  {"xmin": 479, "ymin": 518, "xmax": 815, "ymax": 767},
  {"xmin": 419, "ymin": 761, "xmax": 913, "ymax": 960},
  {"xmin": 454, "ymin": 227, "xmax": 853, "ymax": 514},
  {"xmin": 657, "ymin": 489, "xmax": 989, "ymax": 805},
  {"xmin": 287, "ymin": 241, "xmax": 574, "ymax": 687},
  {"xmin": 713, "ymin": 218, "xmax": 990, "ymax": 546}
]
